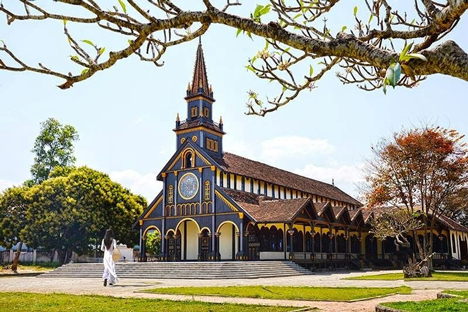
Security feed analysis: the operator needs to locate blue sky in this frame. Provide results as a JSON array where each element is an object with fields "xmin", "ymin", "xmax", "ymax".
[{"xmin": 1, "ymin": 2, "xmax": 467, "ymax": 202}]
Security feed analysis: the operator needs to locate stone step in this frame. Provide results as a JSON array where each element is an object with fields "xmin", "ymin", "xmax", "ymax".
[{"xmin": 40, "ymin": 261, "xmax": 312, "ymax": 279}]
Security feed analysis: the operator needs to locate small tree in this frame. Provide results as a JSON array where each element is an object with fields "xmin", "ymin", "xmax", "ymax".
[
  {"xmin": 370, "ymin": 209, "xmax": 428, "ymax": 277},
  {"xmin": 145, "ymin": 231, "xmax": 161, "ymax": 256},
  {"xmin": 366, "ymin": 126, "xmax": 468, "ymax": 274}
]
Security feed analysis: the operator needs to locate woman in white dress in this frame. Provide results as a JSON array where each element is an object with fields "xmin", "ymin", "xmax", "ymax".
[{"xmin": 101, "ymin": 229, "xmax": 118, "ymax": 286}]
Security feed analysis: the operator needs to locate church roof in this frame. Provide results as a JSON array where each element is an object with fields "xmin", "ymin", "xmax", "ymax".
[
  {"xmin": 438, "ymin": 215, "xmax": 468, "ymax": 232},
  {"xmin": 367, "ymin": 206, "xmax": 468, "ymax": 233},
  {"xmin": 187, "ymin": 40, "xmax": 212, "ymax": 99},
  {"xmin": 175, "ymin": 118, "xmax": 224, "ymax": 134},
  {"xmin": 348, "ymin": 209, "xmax": 363, "ymax": 222},
  {"xmin": 214, "ymin": 152, "xmax": 362, "ymax": 207},
  {"xmin": 223, "ymin": 188, "xmax": 311, "ymax": 223}
]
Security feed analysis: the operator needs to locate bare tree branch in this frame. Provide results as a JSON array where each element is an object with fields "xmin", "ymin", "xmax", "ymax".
[{"xmin": 0, "ymin": 0, "xmax": 467, "ymax": 115}]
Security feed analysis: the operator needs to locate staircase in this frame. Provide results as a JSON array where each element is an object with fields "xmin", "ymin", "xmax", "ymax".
[{"xmin": 39, "ymin": 261, "xmax": 313, "ymax": 279}]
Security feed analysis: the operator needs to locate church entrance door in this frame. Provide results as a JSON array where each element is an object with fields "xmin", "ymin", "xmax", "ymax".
[
  {"xmin": 167, "ymin": 230, "xmax": 181, "ymax": 261},
  {"xmin": 199, "ymin": 229, "xmax": 210, "ymax": 261},
  {"xmin": 179, "ymin": 219, "xmax": 199, "ymax": 260},
  {"xmin": 247, "ymin": 229, "xmax": 260, "ymax": 260},
  {"xmin": 218, "ymin": 222, "xmax": 238, "ymax": 260}
]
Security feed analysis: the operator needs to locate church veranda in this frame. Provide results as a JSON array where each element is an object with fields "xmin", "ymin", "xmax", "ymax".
[{"xmin": 134, "ymin": 41, "xmax": 468, "ymax": 269}]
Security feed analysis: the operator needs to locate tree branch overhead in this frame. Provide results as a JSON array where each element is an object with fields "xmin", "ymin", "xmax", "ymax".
[{"xmin": 0, "ymin": 0, "xmax": 467, "ymax": 115}]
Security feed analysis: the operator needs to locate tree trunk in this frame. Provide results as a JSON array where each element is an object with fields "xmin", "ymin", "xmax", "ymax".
[
  {"xmin": 403, "ymin": 253, "xmax": 433, "ymax": 278},
  {"xmin": 58, "ymin": 250, "xmax": 67, "ymax": 265},
  {"xmin": 65, "ymin": 248, "xmax": 73, "ymax": 264},
  {"xmin": 11, "ymin": 242, "xmax": 22, "ymax": 273}
]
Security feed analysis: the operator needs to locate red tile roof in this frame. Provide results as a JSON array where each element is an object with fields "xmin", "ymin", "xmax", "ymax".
[
  {"xmin": 349, "ymin": 209, "xmax": 363, "ymax": 222},
  {"xmin": 223, "ymin": 189, "xmax": 310, "ymax": 223},
  {"xmin": 216, "ymin": 152, "xmax": 362, "ymax": 207},
  {"xmin": 367, "ymin": 206, "xmax": 468, "ymax": 233},
  {"xmin": 435, "ymin": 215, "xmax": 468, "ymax": 233}
]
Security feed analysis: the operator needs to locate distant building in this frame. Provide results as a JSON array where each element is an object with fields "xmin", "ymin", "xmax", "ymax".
[{"xmin": 134, "ymin": 41, "xmax": 468, "ymax": 268}]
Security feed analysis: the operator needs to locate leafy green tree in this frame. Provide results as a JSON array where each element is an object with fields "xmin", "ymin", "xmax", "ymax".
[
  {"xmin": 145, "ymin": 231, "xmax": 161, "ymax": 256},
  {"xmin": 0, "ymin": 186, "xmax": 30, "ymax": 272},
  {"xmin": 30, "ymin": 118, "xmax": 79, "ymax": 184},
  {"xmin": 22, "ymin": 166, "xmax": 146, "ymax": 264},
  {"xmin": 1, "ymin": 1, "xmax": 468, "ymax": 115}
]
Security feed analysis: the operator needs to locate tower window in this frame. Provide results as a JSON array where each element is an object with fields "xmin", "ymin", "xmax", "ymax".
[
  {"xmin": 206, "ymin": 138, "xmax": 219, "ymax": 152},
  {"xmin": 183, "ymin": 150, "xmax": 194, "ymax": 168},
  {"xmin": 168, "ymin": 185, "xmax": 174, "ymax": 204},
  {"xmin": 191, "ymin": 106, "xmax": 198, "ymax": 117},
  {"xmin": 204, "ymin": 181, "xmax": 210, "ymax": 201},
  {"xmin": 204, "ymin": 107, "xmax": 209, "ymax": 117}
]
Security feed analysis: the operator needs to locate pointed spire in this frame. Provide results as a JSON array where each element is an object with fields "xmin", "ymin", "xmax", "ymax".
[
  {"xmin": 219, "ymin": 116, "xmax": 223, "ymax": 124},
  {"xmin": 175, "ymin": 113, "xmax": 180, "ymax": 128},
  {"xmin": 188, "ymin": 38, "xmax": 212, "ymax": 98}
]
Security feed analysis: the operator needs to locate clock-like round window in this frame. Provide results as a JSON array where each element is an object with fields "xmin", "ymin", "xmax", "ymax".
[{"xmin": 178, "ymin": 172, "xmax": 199, "ymax": 200}]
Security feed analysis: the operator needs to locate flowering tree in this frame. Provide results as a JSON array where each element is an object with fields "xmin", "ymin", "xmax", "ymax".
[
  {"xmin": 366, "ymin": 126, "xmax": 468, "ymax": 275},
  {"xmin": 1, "ymin": 1, "xmax": 468, "ymax": 115}
]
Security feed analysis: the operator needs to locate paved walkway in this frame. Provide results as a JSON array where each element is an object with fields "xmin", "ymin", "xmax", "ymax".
[{"xmin": 1, "ymin": 270, "xmax": 466, "ymax": 311}]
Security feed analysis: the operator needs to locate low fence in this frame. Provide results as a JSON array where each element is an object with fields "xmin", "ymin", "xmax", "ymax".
[
  {"xmin": 0, "ymin": 250, "xmax": 57, "ymax": 264},
  {"xmin": 1, "ymin": 244, "xmax": 136, "ymax": 264}
]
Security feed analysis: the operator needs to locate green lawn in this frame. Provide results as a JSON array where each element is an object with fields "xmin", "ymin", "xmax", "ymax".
[
  {"xmin": 382, "ymin": 290, "xmax": 468, "ymax": 311},
  {"xmin": 0, "ymin": 292, "xmax": 295, "ymax": 312},
  {"xmin": 144, "ymin": 286, "xmax": 412, "ymax": 301},
  {"xmin": 345, "ymin": 271, "xmax": 468, "ymax": 281}
]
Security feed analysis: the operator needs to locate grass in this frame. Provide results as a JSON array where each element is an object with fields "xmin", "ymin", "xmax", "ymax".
[
  {"xmin": 144, "ymin": 286, "xmax": 412, "ymax": 301},
  {"xmin": 381, "ymin": 290, "xmax": 468, "ymax": 311},
  {"xmin": 345, "ymin": 271, "xmax": 468, "ymax": 281},
  {"xmin": 0, "ymin": 292, "xmax": 295, "ymax": 312},
  {"xmin": 1, "ymin": 262, "xmax": 59, "ymax": 274}
]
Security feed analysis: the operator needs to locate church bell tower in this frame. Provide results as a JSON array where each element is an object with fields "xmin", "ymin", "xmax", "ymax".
[{"xmin": 174, "ymin": 39, "xmax": 225, "ymax": 158}]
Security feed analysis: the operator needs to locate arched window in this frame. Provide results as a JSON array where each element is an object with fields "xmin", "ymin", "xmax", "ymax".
[
  {"xmin": 204, "ymin": 107, "xmax": 209, "ymax": 117},
  {"xmin": 183, "ymin": 150, "xmax": 194, "ymax": 168},
  {"xmin": 337, "ymin": 234, "xmax": 346, "ymax": 253},
  {"xmin": 204, "ymin": 181, "xmax": 210, "ymax": 201},
  {"xmin": 260, "ymin": 227, "xmax": 270, "ymax": 251},
  {"xmin": 305, "ymin": 232, "xmax": 311, "ymax": 252},
  {"xmin": 168, "ymin": 185, "xmax": 173, "ymax": 204},
  {"xmin": 453, "ymin": 234, "xmax": 457, "ymax": 253},
  {"xmin": 314, "ymin": 233, "xmax": 321, "ymax": 253}
]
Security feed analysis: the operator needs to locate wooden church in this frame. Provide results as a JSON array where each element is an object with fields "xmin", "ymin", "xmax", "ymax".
[{"xmin": 135, "ymin": 41, "xmax": 468, "ymax": 268}]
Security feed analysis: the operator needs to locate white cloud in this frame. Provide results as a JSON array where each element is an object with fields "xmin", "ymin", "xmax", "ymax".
[
  {"xmin": 294, "ymin": 163, "xmax": 365, "ymax": 198},
  {"xmin": 109, "ymin": 170, "xmax": 162, "ymax": 202},
  {"xmin": 224, "ymin": 139, "xmax": 256, "ymax": 159},
  {"xmin": 131, "ymin": 117, "xmax": 142, "ymax": 124},
  {"xmin": 294, "ymin": 163, "xmax": 365, "ymax": 185},
  {"xmin": 0, "ymin": 179, "xmax": 18, "ymax": 192},
  {"xmin": 261, "ymin": 136, "xmax": 335, "ymax": 162}
]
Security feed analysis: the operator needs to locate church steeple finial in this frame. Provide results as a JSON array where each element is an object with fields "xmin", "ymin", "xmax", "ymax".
[{"xmin": 187, "ymin": 38, "xmax": 213, "ymax": 98}]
